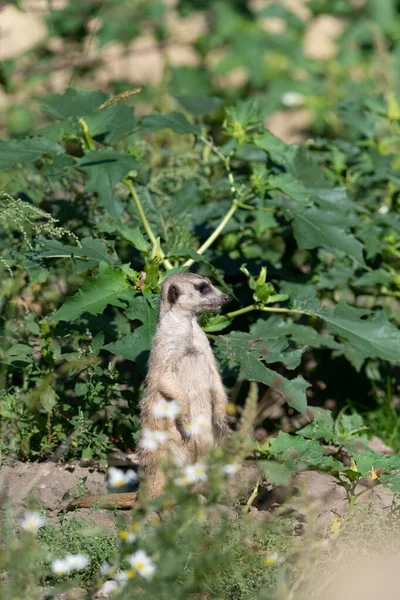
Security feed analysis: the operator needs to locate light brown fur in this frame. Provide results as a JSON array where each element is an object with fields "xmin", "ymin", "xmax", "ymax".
[{"xmin": 69, "ymin": 273, "xmax": 229, "ymax": 510}]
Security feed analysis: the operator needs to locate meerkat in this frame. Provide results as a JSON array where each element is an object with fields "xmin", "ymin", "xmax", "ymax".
[{"xmin": 69, "ymin": 272, "xmax": 229, "ymax": 509}]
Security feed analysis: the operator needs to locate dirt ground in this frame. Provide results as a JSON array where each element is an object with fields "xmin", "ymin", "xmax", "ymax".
[{"xmin": 0, "ymin": 458, "xmax": 395, "ymax": 534}]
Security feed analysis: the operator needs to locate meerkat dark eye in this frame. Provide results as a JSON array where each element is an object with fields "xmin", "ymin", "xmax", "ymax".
[{"xmin": 195, "ymin": 282, "xmax": 210, "ymax": 295}]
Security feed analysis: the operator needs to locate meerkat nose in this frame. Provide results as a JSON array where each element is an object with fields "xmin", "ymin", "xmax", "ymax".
[{"xmin": 222, "ymin": 294, "xmax": 229, "ymax": 303}]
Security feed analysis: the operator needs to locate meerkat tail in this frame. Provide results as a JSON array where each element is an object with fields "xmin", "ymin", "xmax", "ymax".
[{"xmin": 67, "ymin": 491, "xmax": 137, "ymax": 511}]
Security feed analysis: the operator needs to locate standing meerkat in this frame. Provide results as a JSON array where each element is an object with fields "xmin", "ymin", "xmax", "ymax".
[{"xmin": 70, "ymin": 272, "xmax": 229, "ymax": 509}]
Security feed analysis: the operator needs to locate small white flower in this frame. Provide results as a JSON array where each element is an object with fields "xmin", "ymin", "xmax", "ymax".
[
  {"xmin": 20, "ymin": 511, "xmax": 46, "ymax": 535},
  {"xmin": 113, "ymin": 570, "xmax": 129, "ymax": 589},
  {"xmin": 51, "ymin": 558, "xmax": 71, "ymax": 576},
  {"xmin": 128, "ymin": 550, "xmax": 156, "ymax": 580},
  {"xmin": 65, "ymin": 553, "xmax": 90, "ymax": 571},
  {"xmin": 265, "ymin": 552, "xmax": 282, "ymax": 566},
  {"xmin": 378, "ymin": 205, "xmax": 389, "ymax": 214},
  {"xmin": 97, "ymin": 580, "xmax": 120, "ymax": 596},
  {"xmin": 140, "ymin": 428, "xmax": 168, "ymax": 451},
  {"xmin": 175, "ymin": 462, "xmax": 208, "ymax": 487},
  {"xmin": 152, "ymin": 398, "xmax": 180, "ymax": 420},
  {"xmin": 119, "ymin": 530, "xmax": 137, "ymax": 543},
  {"xmin": 182, "ymin": 415, "xmax": 209, "ymax": 437},
  {"xmin": 281, "ymin": 91, "xmax": 305, "ymax": 108},
  {"xmin": 222, "ymin": 463, "xmax": 240, "ymax": 476},
  {"xmin": 107, "ymin": 467, "xmax": 138, "ymax": 488},
  {"xmin": 100, "ymin": 561, "xmax": 111, "ymax": 576}
]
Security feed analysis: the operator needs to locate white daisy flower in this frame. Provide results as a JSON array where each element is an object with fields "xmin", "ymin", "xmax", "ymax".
[
  {"xmin": 65, "ymin": 553, "xmax": 90, "ymax": 571},
  {"xmin": 20, "ymin": 511, "xmax": 46, "ymax": 535},
  {"xmin": 113, "ymin": 570, "xmax": 129, "ymax": 588},
  {"xmin": 152, "ymin": 398, "xmax": 180, "ymax": 419},
  {"xmin": 140, "ymin": 428, "xmax": 168, "ymax": 451},
  {"xmin": 119, "ymin": 530, "xmax": 137, "ymax": 543},
  {"xmin": 281, "ymin": 91, "xmax": 305, "ymax": 107},
  {"xmin": 107, "ymin": 467, "xmax": 138, "ymax": 488},
  {"xmin": 97, "ymin": 580, "xmax": 120, "ymax": 596},
  {"xmin": 182, "ymin": 415, "xmax": 209, "ymax": 437},
  {"xmin": 51, "ymin": 558, "xmax": 71, "ymax": 576},
  {"xmin": 128, "ymin": 550, "xmax": 156, "ymax": 580},
  {"xmin": 176, "ymin": 462, "xmax": 208, "ymax": 487},
  {"xmin": 100, "ymin": 561, "xmax": 112, "ymax": 576},
  {"xmin": 222, "ymin": 463, "xmax": 240, "ymax": 476}
]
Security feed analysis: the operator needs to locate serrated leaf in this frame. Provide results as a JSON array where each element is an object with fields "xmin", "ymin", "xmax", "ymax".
[
  {"xmin": 141, "ymin": 111, "xmax": 201, "ymax": 135},
  {"xmin": 0, "ymin": 137, "xmax": 64, "ymax": 170},
  {"xmin": 40, "ymin": 89, "xmax": 108, "ymax": 119},
  {"xmin": 254, "ymin": 131, "xmax": 297, "ymax": 164},
  {"xmin": 114, "ymin": 223, "xmax": 149, "ymax": 252},
  {"xmin": 77, "ymin": 150, "xmax": 138, "ymax": 218},
  {"xmin": 290, "ymin": 206, "xmax": 366, "ymax": 265},
  {"xmin": 33, "ymin": 236, "xmax": 118, "ymax": 265},
  {"xmin": 318, "ymin": 302, "xmax": 400, "ymax": 364},
  {"xmin": 296, "ymin": 408, "xmax": 335, "ymax": 442},
  {"xmin": 85, "ymin": 103, "xmax": 136, "ymax": 143},
  {"xmin": 52, "ymin": 263, "xmax": 131, "ymax": 322},
  {"xmin": 216, "ymin": 332, "xmax": 309, "ymax": 414},
  {"xmin": 105, "ymin": 295, "xmax": 158, "ymax": 372}
]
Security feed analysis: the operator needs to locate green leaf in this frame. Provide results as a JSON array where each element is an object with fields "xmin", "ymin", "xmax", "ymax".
[
  {"xmin": 40, "ymin": 385, "xmax": 57, "ymax": 412},
  {"xmin": 254, "ymin": 131, "xmax": 297, "ymax": 164},
  {"xmin": 0, "ymin": 137, "xmax": 64, "ymax": 170},
  {"xmin": 114, "ymin": 223, "xmax": 149, "ymax": 252},
  {"xmin": 7, "ymin": 344, "xmax": 33, "ymax": 356},
  {"xmin": 105, "ymin": 295, "xmax": 158, "ymax": 372},
  {"xmin": 269, "ymin": 432, "xmax": 324, "ymax": 467},
  {"xmin": 85, "ymin": 103, "xmax": 136, "ymax": 143},
  {"xmin": 34, "ymin": 236, "xmax": 119, "ymax": 265},
  {"xmin": 216, "ymin": 332, "xmax": 310, "ymax": 414},
  {"xmin": 175, "ymin": 95, "xmax": 223, "ymax": 117},
  {"xmin": 40, "ymin": 89, "xmax": 108, "ymax": 119},
  {"xmin": 290, "ymin": 206, "xmax": 366, "ymax": 265},
  {"xmin": 141, "ymin": 112, "xmax": 201, "ymax": 135},
  {"xmin": 317, "ymin": 302, "xmax": 400, "ymax": 364},
  {"xmin": 296, "ymin": 408, "xmax": 335, "ymax": 442},
  {"xmin": 77, "ymin": 150, "xmax": 138, "ymax": 217},
  {"xmin": 52, "ymin": 263, "xmax": 131, "ymax": 322}
]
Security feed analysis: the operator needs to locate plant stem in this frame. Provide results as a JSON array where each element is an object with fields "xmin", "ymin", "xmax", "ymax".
[
  {"xmin": 183, "ymin": 200, "xmax": 239, "ymax": 268},
  {"xmin": 226, "ymin": 304, "xmax": 309, "ymax": 320},
  {"xmin": 122, "ymin": 178, "xmax": 174, "ymax": 270},
  {"xmin": 183, "ymin": 135, "xmax": 239, "ymax": 268},
  {"xmin": 78, "ymin": 118, "xmax": 96, "ymax": 151}
]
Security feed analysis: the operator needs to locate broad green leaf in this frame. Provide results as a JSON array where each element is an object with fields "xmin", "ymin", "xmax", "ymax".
[
  {"xmin": 52, "ymin": 263, "xmax": 131, "ymax": 321},
  {"xmin": 85, "ymin": 103, "xmax": 136, "ymax": 143},
  {"xmin": 33, "ymin": 236, "xmax": 118, "ymax": 265},
  {"xmin": 269, "ymin": 432, "xmax": 325, "ymax": 468},
  {"xmin": 252, "ymin": 317, "xmax": 341, "ymax": 351},
  {"xmin": 141, "ymin": 112, "xmax": 201, "ymax": 135},
  {"xmin": 7, "ymin": 344, "xmax": 33, "ymax": 356},
  {"xmin": 296, "ymin": 408, "xmax": 335, "ymax": 442},
  {"xmin": 105, "ymin": 295, "xmax": 158, "ymax": 372},
  {"xmin": 175, "ymin": 95, "xmax": 223, "ymax": 117},
  {"xmin": 0, "ymin": 137, "xmax": 63, "ymax": 170},
  {"xmin": 318, "ymin": 302, "xmax": 400, "ymax": 364},
  {"xmin": 77, "ymin": 150, "xmax": 138, "ymax": 217},
  {"xmin": 290, "ymin": 206, "xmax": 366, "ymax": 266},
  {"xmin": 254, "ymin": 131, "xmax": 297, "ymax": 164},
  {"xmin": 216, "ymin": 332, "xmax": 310, "ymax": 414},
  {"xmin": 268, "ymin": 173, "xmax": 309, "ymax": 204},
  {"xmin": 40, "ymin": 89, "xmax": 108, "ymax": 119},
  {"xmin": 262, "ymin": 461, "xmax": 292, "ymax": 486},
  {"xmin": 114, "ymin": 223, "xmax": 149, "ymax": 252}
]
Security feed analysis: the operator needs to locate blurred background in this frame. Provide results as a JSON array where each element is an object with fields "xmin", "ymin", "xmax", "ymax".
[{"xmin": 0, "ymin": 0, "xmax": 397, "ymax": 143}]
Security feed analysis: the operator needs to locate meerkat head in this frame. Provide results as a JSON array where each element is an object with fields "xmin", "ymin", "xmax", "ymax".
[{"xmin": 161, "ymin": 272, "xmax": 229, "ymax": 316}]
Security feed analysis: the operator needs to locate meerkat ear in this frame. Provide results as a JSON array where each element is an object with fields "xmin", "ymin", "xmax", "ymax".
[{"xmin": 168, "ymin": 284, "xmax": 180, "ymax": 304}]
